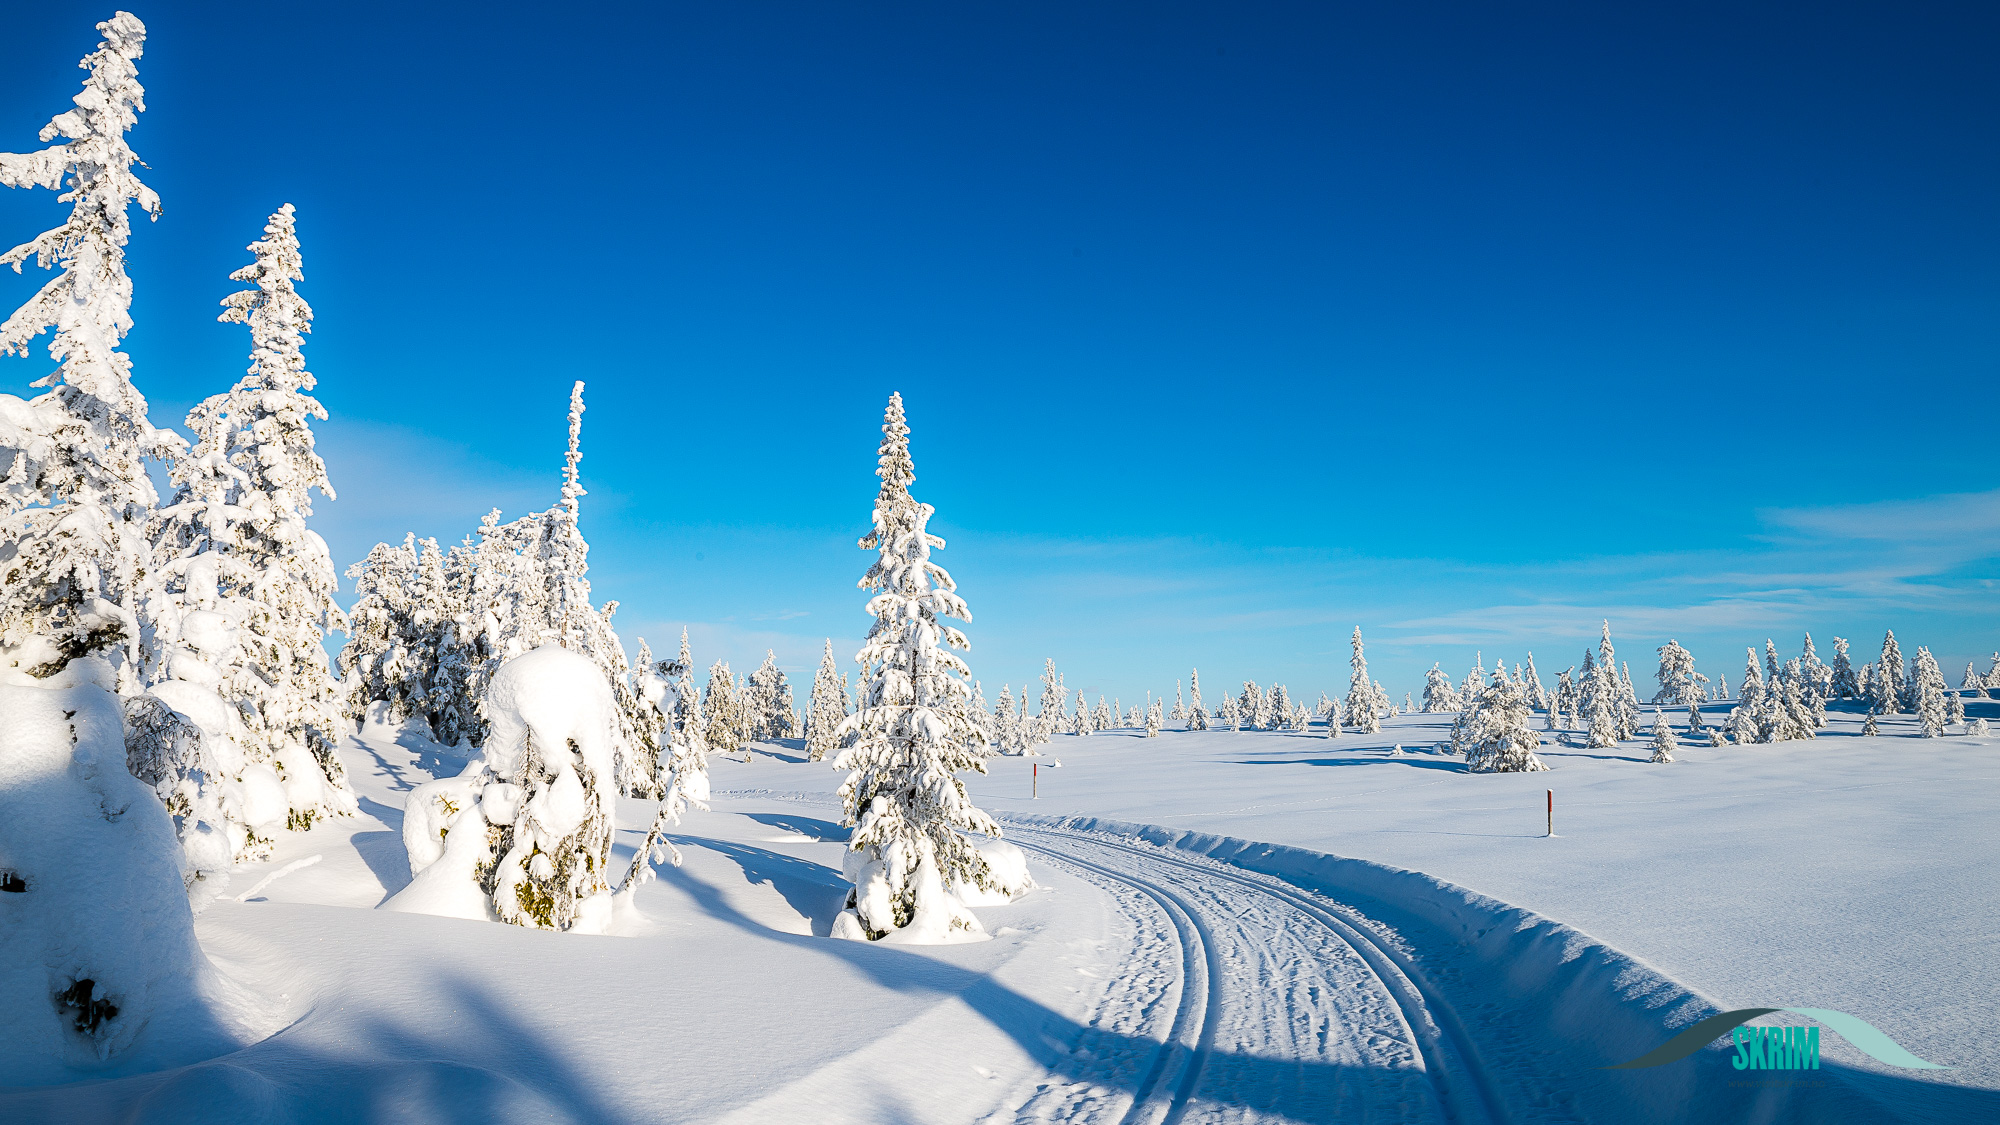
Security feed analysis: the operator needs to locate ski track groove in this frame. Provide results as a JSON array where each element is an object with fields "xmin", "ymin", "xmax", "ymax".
[
  {"xmin": 1007, "ymin": 836, "xmax": 1220, "ymax": 1125},
  {"xmin": 1008, "ymin": 820, "xmax": 1509, "ymax": 1125}
]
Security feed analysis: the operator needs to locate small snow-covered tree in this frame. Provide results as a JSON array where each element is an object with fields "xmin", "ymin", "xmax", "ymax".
[
  {"xmin": 1458, "ymin": 652, "xmax": 1485, "ymax": 706},
  {"xmin": 831, "ymin": 393, "xmax": 998, "ymax": 942},
  {"xmin": 745, "ymin": 650, "xmax": 796, "ymax": 741},
  {"xmin": 1344, "ymin": 627, "xmax": 1381, "ymax": 733},
  {"xmin": 1520, "ymin": 652, "xmax": 1547, "ymax": 710},
  {"xmin": 1800, "ymin": 633, "xmax": 1831, "ymax": 701},
  {"xmin": 1144, "ymin": 697, "xmax": 1161, "ymax": 737},
  {"xmin": 1186, "ymin": 668, "xmax": 1208, "ymax": 730},
  {"xmin": 1239, "ymin": 680, "xmax": 1263, "ymax": 730},
  {"xmin": 1552, "ymin": 666, "xmax": 1577, "ymax": 725},
  {"xmin": 1035, "ymin": 659, "xmax": 1065, "ymax": 745},
  {"xmin": 806, "ymin": 639, "xmax": 848, "ymax": 762},
  {"xmin": 1829, "ymin": 637, "xmax": 1859, "ymax": 699},
  {"xmin": 0, "ymin": 12, "xmax": 177, "ymax": 689},
  {"xmin": 1911, "ymin": 647, "xmax": 1947, "ymax": 738},
  {"xmin": 1221, "ymin": 691, "xmax": 1242, "ymax": 731},
  {"xmin": 1962, "ymin": 661, "xmax": 1984, "ymax": 695},
  {"xmin": 1094, "ymin": 695, "xmax": 1112, "ymax": 731},
  {"xmin": 1653, "ymin": 639, "xmax": 1707, "ymax": 706},
  {"xmin": 1171, "ymin": 682, "xmax": 1186, "ymax": 725},
  {"xmin": 622, "ymin": 641, "xmax": 711, "ymax": 895},
  {"xmin": 704, "ymin": 660, "xmax": 742, "ymax": 753},
  {"xmin": 1073, "ymin": 690, "xmax": 1092, "ymax": 736},
  {"xmin": 1269, "ymin": 683, "xmax": 1291, "ymax": 727},
  {"xmin": 1862, "ymin": 709, "xmax": 1879, "ymax": 736},
  {"xmin": 1460, "ymin": 672, "xmax": 1548, "ymax": 773},
  {"xmin": 1876, "ymin": 631, "xmax": 1906, "ymax": 714},
  {"xmin": 338, "ymin": 536, "xmax": 423, "ymax": 719},
  {"xmin": 1648, "ymin": 709, "xmax": 1677, "ymax": 763}
]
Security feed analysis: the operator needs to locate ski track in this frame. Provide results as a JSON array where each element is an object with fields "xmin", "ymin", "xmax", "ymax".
[{"xmin": 1005, "ymin": 821, "xmax": 1495, "ymax": 1125}]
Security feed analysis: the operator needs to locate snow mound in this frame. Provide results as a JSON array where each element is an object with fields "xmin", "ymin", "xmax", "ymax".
[
  {"xmin": 0, "ymin": 659, "xmax": 256, "ymax": 1083},
  {"xmin": 949, "ymin": 838, "xmax": 1037, "ymax": 906}
]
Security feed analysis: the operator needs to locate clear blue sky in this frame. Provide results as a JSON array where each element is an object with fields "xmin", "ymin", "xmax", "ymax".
[{"xmin": 3, "ymin": 1, "xmax": 1998, "ymax": 702}]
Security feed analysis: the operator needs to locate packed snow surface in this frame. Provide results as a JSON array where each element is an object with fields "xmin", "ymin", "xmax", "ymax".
[{"xmin": 1, "ymin": 702, "xmax": 1993, "ymax": 1122}]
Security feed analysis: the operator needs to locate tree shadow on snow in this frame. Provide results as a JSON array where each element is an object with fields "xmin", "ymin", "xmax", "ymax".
[
  {"xmin": 741, "ymin": 812, "xmax": 852, "ymax": 844},
  {"xmin": 659, "ymin": 835, "xmax": 851, "ymax": 937}
]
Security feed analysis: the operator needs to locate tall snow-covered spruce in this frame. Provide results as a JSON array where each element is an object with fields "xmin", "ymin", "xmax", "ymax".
[
  {"xmin": 144, "ymin": 204, "xmax": 354, "ymax": 859},
  {"xmin": 831, "ymin": 394, "xmax": 1004, "ymax": 943},
  {"xmin": 0, "ymin": 10, "xmax": 177, "ymax": 688},
  {"xmin": 804, "ymin": 639, "xmax": 848, "ymax": 761},
  {"xmin": 1344, "ymin": 627, "xmax": 1381, "ymax": 733},
  {"xmin": 0, "ymin": 13, "xmax": 230, "ymax": 1071}
]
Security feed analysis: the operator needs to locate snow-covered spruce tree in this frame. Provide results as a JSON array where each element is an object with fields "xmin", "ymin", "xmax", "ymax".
[
  {"xmin": 990, "ymin": 684, "xmax": 1017, "ymax": 753},
  {"xmin": 1552, "ymin": 666, "xmax": 1577, "ymax": 726},
  {"xmin": 704, "ymin": 660, "xmax": 742, "ymax": 754},
  {"xmin": 337, "ymin": 536, "xmax": 423, "ymax": 719},
  {"xmin": 1171, "ymin": 682, "xmax": 1186, "ymax": 725},
  {"xmin": 745, "ymin": 650, "xmax": 796, "ymax": 742},
  {"xmin": 1238, "ymin": 680, "xmax": 1262, "ymax": 730},
  {"xmin": 1073, "ymin": 690, "xmax": 1091, "ymax": 736},
  {"xmin": 1763, "ymin": 639, "xmax": 1782, "ymax": 685},
  {"xmin": 1985, "ymin": 652, "xmax": 2000, "ymax": 694},
  {"xmin": 1145, "ymin": 698, "xmax": 1161, "ymax": 737},
  {"xmin": 1829, "ymin": 637, "xmax": 1859, "ymax": 699},
  {"xmin": 1653, "ymin": 640, "xmax": 1707, "ymax": 706},
  {"xmin": 1222, "ymin": 692, "xmax": 1242, "ymax": 731},
  {"xmin": 1186, "ymin": 668, "xmax": 1208, "ymax": 730},
  {"xmin": 1911, "ymin": 648, "xmax": 1947, "ymax": 738},
  {"xmin": 1862, "ymin": 709, "xmax": 1879, "ymax": 736},
  {"xmin": 1648, "ymin": 708, "xmax": 1677, "ymax": 763},
  {"xmin": 1946, "ymin": 687, "xmax": 1965, "ymax": 728},
  {"xmin": 1344, "ymin": 627, "xmax": 1382, "ymax": 733},
  {"xmin": 831, "ymin": 393, "xmax": 999, "ymax": 942},
  {"xmin": 1801, "ymin": 633, "xmax": 1831, "ymax": 701},
  {"xmin": 1716, "ymin": 671, "xmax": 1730, "ymax": 701},
  {"xmin": 1269, "ymin": 683, "xmax": 1292, "ymax": 727},
  {"xmin": 147, "ymin": 204, "xmax": 354, "ymax": 840},
  {"xmin": 1876, "ymin": 630, "xmax": 1906, "ymax": 714},
  {"xmin": 1458, "ymin": 652, "xmax": 1485, "ymax": 707},
  {"xmin": 666, "ymin": 628, "xmax": 707, "ymax": 754},
  {"xmin": 1034, "ymin": 658, "xmax": 1064, "ymax": 746},
  {"xmin": 1093, "ymin": 695, "xmax": 1111, "ymax": 731},
  {"xmin": 0, "ymin": 12, "xmax": 177, "ymax": 689},
  {"xmin": 1460, "ymin": 672, "xmax": 1548, "ymax": 773},
  {"xmin": 1740, "ymin": 647, "xmax": 1765, "ymax": 709},
  {"xmin": 1962, "ymin": 661, "xmax": 1984, "ymax": 695},
  {"xmin": 1583, "ymin": 652, "xmax": 1624, "ymax": 748},
  {"xmin": 805, "ymin": 640, "xmax": 848, "ymax": 762},
  {"xmin": 1521, "ymin": 652, "xmax": 1547, "ymax": 710},
  {"xmin": 621, "ymin": 651, "xmax": 712, "ymax": 897}
]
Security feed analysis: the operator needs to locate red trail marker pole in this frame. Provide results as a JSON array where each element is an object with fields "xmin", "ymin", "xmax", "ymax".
[
  {"xmin": 1547, "ymin": 789, "xmax": 1554, "ymax": 837},
  {"xmin": 1033, "ymin": 762, "xmax": 1039, "ymax": 800}
]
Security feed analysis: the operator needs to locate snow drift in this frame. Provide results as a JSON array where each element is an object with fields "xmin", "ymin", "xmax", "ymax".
[{"xmin": 0, "ymin": 658, "xmax": 247, "ymax": 1083}]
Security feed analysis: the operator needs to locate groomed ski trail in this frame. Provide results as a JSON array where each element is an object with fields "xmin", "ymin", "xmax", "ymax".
[{"xmin": 1002, "ymin": 819, "xmax": 1507, "ymax": 1125}]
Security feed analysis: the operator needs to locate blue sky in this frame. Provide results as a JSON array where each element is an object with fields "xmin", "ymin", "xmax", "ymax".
[{"xmin": 3, "ymin": 1, "xmax": 1998, "ymax": 701}]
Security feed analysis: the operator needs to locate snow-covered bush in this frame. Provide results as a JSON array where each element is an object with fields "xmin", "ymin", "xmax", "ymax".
[
  {"xmin": 1966, "ymin": 717, "xmax": 1990, "ymax": 737},
  {"xmin": 831, "ymin": 394, "xmax": 1002, "ymax": 943}
]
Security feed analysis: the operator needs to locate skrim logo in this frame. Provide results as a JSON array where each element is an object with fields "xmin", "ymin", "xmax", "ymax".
[{"xmin": 1604, "ymin": 1008, "xmax": 1950, "ymax": 1071}]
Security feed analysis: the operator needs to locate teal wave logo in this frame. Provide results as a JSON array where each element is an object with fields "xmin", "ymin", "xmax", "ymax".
[{"xmin": 1604, "ymin": 1008, "xmax": 1952, "ymax": 1070}]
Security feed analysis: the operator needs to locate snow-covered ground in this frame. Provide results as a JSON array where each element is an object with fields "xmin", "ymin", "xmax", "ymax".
[{"xmin": 4, "ymin": 704, "xmax": 1994, "ymax": 1123}]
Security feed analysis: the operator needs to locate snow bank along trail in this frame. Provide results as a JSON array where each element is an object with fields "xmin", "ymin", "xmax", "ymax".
[{"xmin": 1008, "ymin": 813, "xmax": 1943, "ymax": 1125}]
